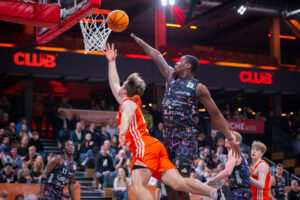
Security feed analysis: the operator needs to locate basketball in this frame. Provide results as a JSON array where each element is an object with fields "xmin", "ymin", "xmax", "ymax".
[{"xmin": 106, "ymin": 10, "xmax": 129, "ymax": 32}]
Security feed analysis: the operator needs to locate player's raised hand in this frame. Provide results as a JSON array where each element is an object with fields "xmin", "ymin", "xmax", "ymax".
[
  {"xmin": 229, "ymin": 139, "xmax": 241, "ymax": 158},
  {"xmin": 104, "ymin": 43, "xmax": 117, "ymax": 62}
]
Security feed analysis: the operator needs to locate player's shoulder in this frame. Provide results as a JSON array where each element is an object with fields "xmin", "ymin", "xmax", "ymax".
[{"xmin": 258, "ymin": 161, "xmax": 270, "ymax": 170}]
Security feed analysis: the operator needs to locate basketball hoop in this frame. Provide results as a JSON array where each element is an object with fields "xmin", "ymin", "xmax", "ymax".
[{"xmin": 80, "ymin": 10, "xmax": 111, "ymax": 54}]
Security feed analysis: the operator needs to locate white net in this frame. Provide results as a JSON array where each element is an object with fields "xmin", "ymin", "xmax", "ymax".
[{"xmin": 80, "ymin": 13, "xmax": 111, "ymax": 54}]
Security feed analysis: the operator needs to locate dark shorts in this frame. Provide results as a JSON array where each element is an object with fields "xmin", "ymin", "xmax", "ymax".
[
  {"xmin": 163, "ymin": 128, "xmax": 198, "ymax": 175},
  {"xmin": 231, "ymin": 188, "xmax": 252, "ymax": 200},
  {"xmin": 44, "ymin": 184, "xmax": 64, "ymax": 200}
]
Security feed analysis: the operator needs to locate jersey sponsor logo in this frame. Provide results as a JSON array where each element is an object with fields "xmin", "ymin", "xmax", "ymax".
[{"xmin": 187, "ymin": 81, "xmax": 194, "ymax": 88}]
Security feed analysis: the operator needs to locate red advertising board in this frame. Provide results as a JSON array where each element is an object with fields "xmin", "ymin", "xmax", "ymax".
[{"xmin": 211, "ymin": 118, "xmax": 265, "ymax": 134}]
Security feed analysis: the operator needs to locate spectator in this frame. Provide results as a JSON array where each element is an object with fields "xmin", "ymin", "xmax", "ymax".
[
  {"xmin": 16, "ymin": 117, "xmax": 31, "ymax": 133},
  {"xmin": 45, "ymin": 152, "xmax": 54, "ymax": 166},
  {"xmin": 222, "ymin": 104, "xmax": 231, "ymax": 118},
  {"xmin": 113, "ymin": 167, "xmax": 128, "ymax": 200},
  {"xmin": 32, "ymin": 155, "xmax": 44, "ymax": 183},
  {"xmin": 233, "ymin": 110, "xmax": 242, "ymax": 120},
  {"xmin": 110, "ymin": 135, "xmax": 120, "ymax": 153},
  {"xmin": 18, "ymin": 161, "xmax": 32, "ymax": 184},
  {"xmin": 0, "ymin": 128, "xmax": 5, "ymax": 144},
  {"xmin": 6, "ymin": 122, "xmax": 20, "ymax": 144},
  {"xmin": 6, "ymin": 147, "xmax": 22, "ymax": 169},
  {"xmin": 207, "ymin": 156, "xmax": 219, "ymax": 170},
  {"xmin": 194, "ymin": 115, "xmax": 205, "ymax": 133},
  {"xmin": 199, "ymin": 168, "xmax": 212, "ymax": 183},
  {"xmin": 79, "ymin": 133, "xmax": 95, "ymax": 164},
  {"xmin": 0, "ymin": 113, "xmax": 10, "ymax": 129},
  {"xmin": 28, "ymin": 131, "xmax": 44, "ymax": 153},
  {"xmin": 69, "ymin": 114, "xmax": 81, "ymax": 130},
  {"xmin": 56, "ymin": 111, "xmax": 69, "ymax": 145},
  {"xmin": 215, "ymin": 146, "xmax": 226, "ymax": 165},
  {"xmin": 57, "ymin": 96, "xmax": 72, "ymax": 109},
  {"xmin": 86, "ymin": 123, "xmax": 97, "ymax": 137},
  {"xmin": 216, "ymin": 163, "xmax": 225, "ymax": 171},
  {"xmin": 195, "ymin": 159, "xmax": 207, "ymax": 179},
  {"xmin": 114, "ymin": 149, "xmax": 127, "ymax": 170},
  {"xmin": 24, "ymin": 145, "xmax": 38, "ymax": 170},
  {"xmin": 210, "ymin": 168, "xmax": 222, "ymax": 186},
  {"xmin": 103, "ymin": 139, "xmax": 116, "ymax": 158},
  {"xmin": 17, "ymin": 136, "xmax": 29, "ymax": 157},
  {"xmin": 0, "ymin": 192, "xmax": 7, "ymax": 200},
  {"xmin": 0, "ymin": 136, "xmax": 11, "ymax": 155},
  {"xmin": 0, "ymin": 163, "xmax": 17, "ymax": 183},
  {"xmin": 14, "ymin": 194, "xmax": 24, "ymax": 200},
  {"xmin": 0, "ymin": 149, "xmax": 8, "ymax": 169},
  {"xmin": 198, "ymin": 133, "xmax": 208, "ymax": 151},
  {"xmin": 99, "ymin": 100, "xmax": 107, "ymax": 110},
  {"xmin": 70, "ymin": 122, "xmax": 85, "ymax": 148},
  {"xmin": 32, "ymin": 95, "xmax": 44, "ymax": 134},
  {"xmin": 94, "ymin": 145, "xmax": 115, "ymax": 189},
  {"xmin": 153, "ymin": 122, "xmax": 163, "ymax": 142},
  {"xmin": 287, "ymin": 180, "xmax": 300, "ymax": 200},
  {"xmin": 206, "ymin": 129, "xmax": 218, "ymax": 151},
  {"xmin": 19, "ymin": 124, "xmax": 32, "ymax": 139},
  {"xmin": 106, "ymin": 118, "xmax": 117, "ymax": 137},
  {"xmin": 255, "ymin": 112, "xmax": 265, "ymax": 121},
  {"xmin": 149, "ymin": 103, "xmax": 162, "ymax": 129},
  {"xmin": 100, "ymin": 127, "xmax": 111, "ymax": 145},
  {"xmin": 122, "ymin": 158, "xmax": 131, "ymax": 178},
  {"xmin": 190, "ymin": 170, "xmax": 198, "ymax": 179}
]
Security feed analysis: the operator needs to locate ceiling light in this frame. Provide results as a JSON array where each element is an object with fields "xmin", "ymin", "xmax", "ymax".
[
  {"xmin": 237, "ymin": 5, "xmax": 247, "ymax": 15},
  {"xmin": 169, "ymin": 0, "xmax": 175, "ymax": 6},
  {"xmin": 161, "ymin": 0, "xmax": 167, "ymax": 6}
]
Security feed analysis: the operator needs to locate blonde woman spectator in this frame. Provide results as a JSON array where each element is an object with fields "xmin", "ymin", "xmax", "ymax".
[
  {"xmin": 18, "ymin": 161, "xmax": 32, "ymax": 184},
  {"xmin": 113, "ymin": 167, "xmax": 128, "ymax": 200},
  {"xmin": 195, "ymin": 159, "xmax": 208, "ymax": 179},
  {"xmin": 19, "ymin": 124, "xmax": 32, "ymax": 139},
  {"xmin": 32, "ymin": 155, "xmax": 44, "ymax": 183}
]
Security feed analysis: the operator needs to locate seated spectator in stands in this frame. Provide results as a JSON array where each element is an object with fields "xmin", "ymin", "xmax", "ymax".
[
  {"xmin": 153, "ymin": 122, "xmax": 164, "ymax": 142},
  {"xmin": 15, "ymin": 194, "xmax": 24, "ymax": 200},
  {"xmin": 69, "ymin": 114, "xmax": 81, "ymax": 131},
  {"xmin": 106, "ymin": 118, "xmax": 117, "ymax": 137},
  {"xmin": 24, "ymin": 145, "xmax": 38, "ymax": 170},
  {"xmin": 56, "ymin": 111, "xmax": 69, "ymax": 146},
  {"xmin": 0, "ymin": 113, "xmax": 10, "ymax": 129},
  {"xmin": 190, "ymin": 170, "xmax": 198, "ymax": 179},
  {"xmin": 18, "ymin": 161, "xmax": 32, "ymax": 184},
  {"xmin": 32, "ymin": 155, "xmax": 44, "ymax": 183},
  {"xmin": 6, "ymin": 147, "xmax": 21, "ymax": 169},
  {"xmin": 198, "ymin": 133, "xmax": 208, "ymax": 151},
  {"xmin": 294, "ymin": 133, "xmax": 300, "ymax": 163},
  {"xmin": 215, "ymin": 146, "xmax": 226, "ymax": 165},
  {"xmin": 199, "ymin": 150, "xmax": 207, "ymax": 161},
  {"xmin": 0, "ymin": 136, "xmax": 11, "ymax": 155},
  {"xmin": 113, "ymin": 167, "xmax": 128, "ymax": 200},
  {"xmin": 28, "ymin": 131, "xmax": 44, "ymax": 153},
  {"xmin": 108, "ymin": 105, "xmax": 115, "ymax": 111},
  {"xmin": 70, "ymin": 122, "xmax": 85, "ymax": 150},
  {"xmin": 0, "ymin": 149, "xmax": 8, "ymax": 169},
  {"xmin": 100, "ymin": 126, "xmax": 111, "ymax": 143},
  {"xmin": 216, "ymin": 163, "xmax": 225, "ymax": 171},
  {"xmin": 209, "ymin": 169, "xmax": 222, "ymax": 186},
  {"xmin": 16, "ymin": 117, "xmax": 31, "ymax": 133},
  {"xmin": 113, "ymin": 149, "xmax": 127, "ymax": 170},
  {"xmin": 206, "ymin": 129, "xmax": 218, "ymax": 151},
  {"xmin": 0, "ymin": 192, "xmax": 7, "ymax": 200},
  {"xmin": 0, "ymin": 163, "xmax": 17, "ymax": 183},
  {"xmin": 79, "ymin": 133, "xmax": 95, "ymax": 165},
  {"xmin": 95, "ymin": 145, "xmax": 115, "ymax": 189},
  {"xmin": 6, "ymin": 122, "xmax": 20, "ymax": 144},
  {"xmin": 122, "ymin": 158, "xmax": 131, "ymax": 178},
  {"xmin": 110, "ymin": 135, "xmax": 120, "ymax": 153},
  {"xmin": 255, "ymin": 112, "xmax": 265, "ymax": 121},
  {"xmin": 19, "ymin": 124, "xmax": 32, "ymax": 139},
  {"xmin": 57, "ymin": 96, "xmax": 72, "ymax": 109},
  {"xmin": 0, "ymin": 128, "xmax": 5, "ymax": 144},
  {"xmin": 207, "ymin": 156, "xmax": 220, "ymax": 170},
  {"xmin": 199, "ymin": 168, "xmax": 212, "ymax": 183},
  {"xmin": 99, "ymin": 100, "xmax": 107, "ymax": 110},
  {"xmin": 86, "ymin": 123, "xmax": 97, "ymax": 137},
  {"xmin": 195, "ymin": 159, "xmax": 207, "ymax": 179},
  {"xmin": 241, "ymin": 106, "xmax": 252, "ymax": 119},
  {"xmin": 103, "ymin": 139, "xmax": 116, "ymax": 158},
  {"xmin": 17, "ymin": 136, "xmax": 29, "ymax": 157},
  {"xmin": 222, "ymin": 104, "xmax": 231, "ymax": 119},
  {"xmin": 288, "ymin": 180, "xmax": 300, "ymax": 200},
  {"xmin": 45, "ymin": 152, "xmax": 54, "ymax": 166},
  {"xmin": 233, "ymin": 110, "xmax": 242, "ymax": 120}
]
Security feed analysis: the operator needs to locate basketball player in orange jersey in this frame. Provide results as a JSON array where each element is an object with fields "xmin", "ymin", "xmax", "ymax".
[
  {"xmin": 104, "ymin": 43, "xmax": 230, "ymax": 200},
  {"xmin": 131, "ymin": 33, "xmax": 240, "ymax": 200},
  {"xmin": 250, "ymin": 141, "xmax": 271, "ymax": 200}
]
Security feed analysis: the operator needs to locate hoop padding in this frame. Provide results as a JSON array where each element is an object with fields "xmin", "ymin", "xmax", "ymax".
[
  {"xmin": 36, "ymin": 0, "xmax": 101, "ymax": 44},
  {"xmin": 0, "ymin": 0, "xmax": 60, "ymax": 28},
  {"xmin": 80, "ymin": 14, "xmax": 111, "ymax": 54}
]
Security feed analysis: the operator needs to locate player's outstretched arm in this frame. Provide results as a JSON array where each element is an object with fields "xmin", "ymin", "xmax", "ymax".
[
  {"xmin": 105, "ymin": 43, "xmax": 122, "ymax": 104},
  {"xmin": 197, "ymin": 83, "xmax": 241, "ymax": 158},
  {"xmin": 68, "ymin": 175, "xmax": 76, "ymax": 200},
  {"xmin": 119, "ymin": 100, "xmax": 137, "ymax": 146},
  {"xmin": 206, "ymin": 150, "xmax": 237, "ymax": 185},
  {"xmin": 250, "ymin": 163, "xmax": 269, "ymax": 189},
  {"xmin": 37, "ymin": 156, "xmax": 61, "ymax": 200},
  {"xmin": 130, "ymin": 33, "xmax": 173, "ymax": 81}
]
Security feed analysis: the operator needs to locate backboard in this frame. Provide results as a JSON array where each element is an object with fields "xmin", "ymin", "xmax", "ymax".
[{"xmin": 36, "ymin": 0, "xmax": 101, "ymax": 44}]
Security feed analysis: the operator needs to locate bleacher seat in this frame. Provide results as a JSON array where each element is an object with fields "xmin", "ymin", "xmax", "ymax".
[
  {"xmin": 283, "ymin": 159, "xmax": 296, "ymax": 168},
  {"xmin": 294, "ymin": 167, "xmax": 300, "ymax": 176},
  {"xmin": 271, "ymin": 152, "xmax": 284, "ymax": 160}
]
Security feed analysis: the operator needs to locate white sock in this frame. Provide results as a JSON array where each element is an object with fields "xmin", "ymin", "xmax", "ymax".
[{"xmin": 210, "ymin": 189, "xmax": 218, "ymax": 199}]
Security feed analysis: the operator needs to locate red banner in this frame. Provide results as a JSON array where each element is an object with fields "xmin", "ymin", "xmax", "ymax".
[
  {"xmin": 211, "ymin": 118, "xmax": 265, "ymax": 134},
  {"xmin": 0, "ymin": 183, "xmax": 80, "ymax": 200}
]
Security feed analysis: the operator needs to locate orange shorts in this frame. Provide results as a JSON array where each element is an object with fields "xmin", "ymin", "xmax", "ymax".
[{"xmin": 131, "ymin": 139, "xmax": 176, "ymax": 181}]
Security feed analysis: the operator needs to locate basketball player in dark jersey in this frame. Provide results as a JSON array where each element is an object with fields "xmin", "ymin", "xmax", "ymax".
[
  {"xmin": 205, "ymin": 131, "xmax": 252, "ymax": 200},
  {"xmin": 37, "ymin": 140, "xmax": 77, "ymax": 200},
  {"xmin": 270, "ymin": 163, "xmax": 285, "ymax": 200},
  {"xmin": 131, "ymin": 33, "xmax": 240, "ymax": 200}
]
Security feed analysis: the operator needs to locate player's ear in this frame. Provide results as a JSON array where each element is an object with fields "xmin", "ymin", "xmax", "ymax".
[{"xmin": 185, "ymin": 63, "xmax": 192, "ymax": 70}]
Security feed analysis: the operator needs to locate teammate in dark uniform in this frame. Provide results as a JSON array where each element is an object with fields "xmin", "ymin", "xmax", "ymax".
[
  {"xmin": 206, "ymin": 131, "xmax": 252, "ymax": 200},
  {"xmin": 270, "ymin": 163, "xmax": 285, "ymax": 200},
  {"xmin": 37, "ymin": 140, "xmax": 77, "ymax": 200},
  {"xmin": 131, "ymin": 33, "xmax": 240, "ymax": 200}
]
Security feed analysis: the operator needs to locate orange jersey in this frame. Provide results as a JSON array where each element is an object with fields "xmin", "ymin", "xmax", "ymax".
[
  {"xmin": 117, "ymin": 95, "xmax": 175, "ymax": 181},
  {"xmin": 251, "ymin": 160, "xmax": 271, "ymax": 200}
]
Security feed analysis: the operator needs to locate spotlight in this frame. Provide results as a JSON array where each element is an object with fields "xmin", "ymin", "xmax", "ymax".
[
  {"xmin": 161, "ymin": 0, "xmax": 167, "ymax": 6},
  {"xmin": 237, "ymin": 5, "xmax": 247, "ymax": 15},
  {"xmin": 169, "ymin": 0, "xmax": 175, "ymax": 6}
]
